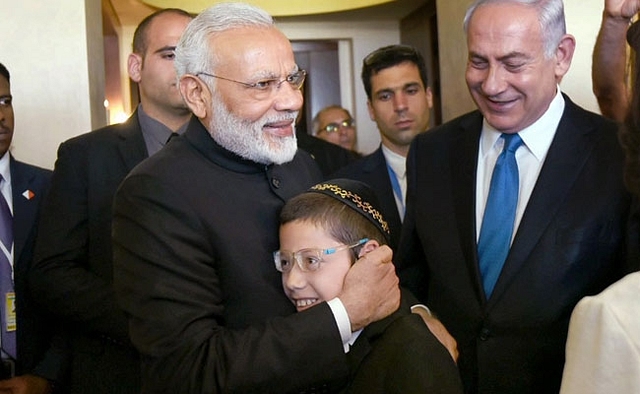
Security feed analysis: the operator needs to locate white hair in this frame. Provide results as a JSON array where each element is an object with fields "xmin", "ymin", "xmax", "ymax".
[
  {"xmin": 174, "ymin": 2, "xmax": 274, "ymax": 80},
  {"xmin": 463, "ymin": 0, "xmax": 566, "ymax": 58}
]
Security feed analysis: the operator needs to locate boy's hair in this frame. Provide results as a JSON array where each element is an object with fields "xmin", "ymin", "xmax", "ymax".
[{"xmin": 280, "ymin": 182, "xmax": 389, "ymax": 263}]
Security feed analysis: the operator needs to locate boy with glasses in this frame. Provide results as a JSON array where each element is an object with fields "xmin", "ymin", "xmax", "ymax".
[{"xmin": 276, "ymin": 178, "xmax": 463, "ymax": 394}]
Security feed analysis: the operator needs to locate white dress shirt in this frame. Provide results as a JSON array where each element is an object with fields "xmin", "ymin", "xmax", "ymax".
[
  {"xmin": 0, "ymin": 152, "xmax": 13, "ymax": 268},
  {"xmin": 381, "ymin": 144, "xmax": 407, "ymax": 220},
  {"xmin": 476, "ymin": 88, "xmax": 565, "ymax": 242}
]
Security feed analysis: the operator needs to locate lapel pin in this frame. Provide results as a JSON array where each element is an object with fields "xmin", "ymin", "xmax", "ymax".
[{"xmin": 22, "ymin": 190, "xmax": 35, "ymax": 200}]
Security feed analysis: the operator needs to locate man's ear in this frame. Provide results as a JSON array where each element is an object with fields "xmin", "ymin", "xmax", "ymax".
[
  {"xmin": 425, "ymin": 86, "xmax": 434, "ymax": 109},
  {"xmin": 127, "ymin": 53, "xmax": 143, "ymax": 83},
  {"xmin": 179, "ymin": 75, "xmax": 210, "ymax": 119},
  {"xmin": 358, "ymin": 239, "xmax": 380, "ymax": 258},
  {"xmin": 554, "ymin": 34, "xmax": 576, "ymax": 81}
]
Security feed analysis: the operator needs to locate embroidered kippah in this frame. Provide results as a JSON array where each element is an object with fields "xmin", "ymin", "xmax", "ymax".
[{"xmin": 308, "ymin": 178, "xmax": 390, "ymax": 242}]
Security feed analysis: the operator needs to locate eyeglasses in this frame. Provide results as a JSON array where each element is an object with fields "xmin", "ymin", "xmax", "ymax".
[
  {"xmin": 318, "ymin": 119, "xmax": 355, "ymax": 134},
  {"xmin": 274, "ymin": 238, "xmax": 368, "ymax": 273},
  {"xmin": 196, "ymin": 70, "xmax": 306, "ymax": 99}
]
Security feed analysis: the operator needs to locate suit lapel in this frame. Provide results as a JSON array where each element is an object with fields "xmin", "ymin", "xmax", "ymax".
[
  {"xmin": 365, "ymin": 148, "xmax": 402, "ymax": 226},
  {"xmin": 10, "ymin": 159, "xmax": 37, "ymax": 265},
  {"xmin": 450, "ymin": 113, "xmax": 486, "ymax": 302},
  {"xmin": 488, "ymin": 97, "xmax": 598, "ymax": 305},
  {"xmin": 346, "ymin": 309, "xmax": 405, "ymax": 376},
  {"xmin": 116, "ymin": 110, "xmax": 148, "ymax": 172}
]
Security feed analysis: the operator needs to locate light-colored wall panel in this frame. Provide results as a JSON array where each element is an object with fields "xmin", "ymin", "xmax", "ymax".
[{"xmin": 0, "ymin": 0, "xmax": 105, "ymax": 169}]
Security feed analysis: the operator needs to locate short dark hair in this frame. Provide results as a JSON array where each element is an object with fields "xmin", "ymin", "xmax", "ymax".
[
  {"xmin": 361, "ymin": 45, "xmax": 428, "ymax": 101},
  {"xmin": 0, "ymin": 62, "xmax": 10, "ymax": 83},
  {"xmin": 280, "ymin": 193, "xmax": 387, "ymax": 263},
  {"xmin": 132, "ymin": 8, "xmax": 193, "ymax": 55}
]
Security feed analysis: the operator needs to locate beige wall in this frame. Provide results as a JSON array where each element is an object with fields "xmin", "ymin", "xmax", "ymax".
[
  {"xmin": 1, "ymin": 0, "xmax": 105, "ymax": 169},
  {"xmin": 564, "ymin": 0, "xmax": 602, "ymax": 114},
  {"xmin": 435, "ymin": 0, "xmax": 477, "ymax": 122}
]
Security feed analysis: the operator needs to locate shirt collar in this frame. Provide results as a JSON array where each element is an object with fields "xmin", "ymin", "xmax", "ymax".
[
  {"xmin": 381, "ymin": 144, "xmax": 406, "ymax": 178},
  {"xmin": 0, "ymin": 151, "xmax": 10, "ymax": 184},
  {"xmin": 480, "ymin": 88, "xmax": 565, "ymax": 161},
  {"xmin": 137, "ymin": 104, "xmax": 190, "ymax": 157},
  {"xmin": 346, "ymin": 328, "xmax": 363, "ymax": 351}
]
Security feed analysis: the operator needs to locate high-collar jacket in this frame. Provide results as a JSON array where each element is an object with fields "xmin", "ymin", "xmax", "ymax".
[{"xmin": 113, "ymin": 117, "xmax": 355, "ymax": 394}]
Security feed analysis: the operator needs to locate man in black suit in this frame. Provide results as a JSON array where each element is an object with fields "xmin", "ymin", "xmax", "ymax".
[
  {"xmin": 29, "ymin": 9, "xmax": 193, "ymax": 394},
  {"xmin": 0, "ymin": 62, "xmax": 64, "ymax": 393},
  {"xmin": 333, "ymin": 45, "xmax": 433, "ymax": 251},
  {"xmin": 398, "ymin": 1, "xmax": 635, "ymax": 393},
  {"xmin": 111, "ymin": 3, "xmax": 400, "ymax": 393}
]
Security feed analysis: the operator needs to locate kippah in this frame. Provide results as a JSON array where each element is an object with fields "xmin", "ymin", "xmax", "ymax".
[{"xmin": 307, "ymin": 178, "xmax": 391, "ymax": 243}]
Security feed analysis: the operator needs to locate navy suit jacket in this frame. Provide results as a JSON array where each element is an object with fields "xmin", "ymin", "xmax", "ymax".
[
  {"xmin": 398, "ymin": 95, "xmax": 634, "ymax": 394},
  {"xmin": 331, "ymin": 147, "xmax": 403, "ymax": 251},
  {"xmin": 30, "ymin": 112, "xmax": 146, "ymax": 394},
  {"xmin": 9, "ymin": 157, "xmax": 67, "ymax": 383}
]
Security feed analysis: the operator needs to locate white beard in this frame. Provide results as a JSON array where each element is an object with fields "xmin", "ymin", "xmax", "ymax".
[{"xmin": 207, "ymin": 95, "xmax": 298, "ymax": 165}]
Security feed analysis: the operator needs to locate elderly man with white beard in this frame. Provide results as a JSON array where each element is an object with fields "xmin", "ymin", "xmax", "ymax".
[{"xmin": 111, "ymin": 3, "xmax": 402, "ymax": 394}]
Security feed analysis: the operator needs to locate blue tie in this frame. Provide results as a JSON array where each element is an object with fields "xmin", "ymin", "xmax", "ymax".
[
  {"xmin": 477, "ymin": 133, "xmax": 523, "ymax": 298},
  {"xmin": 0, "ymin": 176, "xmax": 15, "ymax": 359}
]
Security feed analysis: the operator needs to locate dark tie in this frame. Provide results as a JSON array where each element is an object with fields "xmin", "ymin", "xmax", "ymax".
[
  {"xmin": 0, "ymin": 176, "xmax": 15, "ymax": 358},
  {"xmin": 477, "ymin": 133, "xmax": 523, "ymax": 298}
]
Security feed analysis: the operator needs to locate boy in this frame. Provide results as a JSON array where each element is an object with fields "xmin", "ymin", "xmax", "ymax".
[{"xmin": 275, "ymin": 178, "xmax": 463, "ymax": 394}]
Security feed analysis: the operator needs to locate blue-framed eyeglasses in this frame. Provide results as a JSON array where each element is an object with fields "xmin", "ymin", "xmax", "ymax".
[
  {"xmin": 319, "ymin": 118, "xmax": 356, "ymax": 134},
  {"xmin": 274, "ymin": 238, "xmax": 368, "ymax": 273},
  {"xmin": 196, "ymin": 70, "xmax": 306, "ymax": 99}
]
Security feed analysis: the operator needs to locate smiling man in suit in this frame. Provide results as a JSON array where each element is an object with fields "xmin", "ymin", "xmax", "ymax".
[
  {"xmin": 397, "ymin": 1, "xmax": 635, "ymax": 393},
  {"xmin": 29, "ymin": 9, "xmax": 193, "ymax": 394},
  {"xmin": 0, "ymin": 62, "xmax": 65, "ymax": 394}
]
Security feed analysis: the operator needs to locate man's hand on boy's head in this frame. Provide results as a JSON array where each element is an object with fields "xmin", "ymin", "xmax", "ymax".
[{"xmin": 338, "ymin": 245, "xmax": 400, "ymax": 332}]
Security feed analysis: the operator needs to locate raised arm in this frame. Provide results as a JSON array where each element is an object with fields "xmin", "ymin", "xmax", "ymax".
[{"xmin": 592, "ymin": 0, "xmax": 640, "ymax": 121}]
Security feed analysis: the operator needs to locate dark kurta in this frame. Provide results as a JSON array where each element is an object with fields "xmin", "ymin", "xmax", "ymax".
[{"xmin": 113, "ymin": 117, "xmax": 350, "ymax": 393}]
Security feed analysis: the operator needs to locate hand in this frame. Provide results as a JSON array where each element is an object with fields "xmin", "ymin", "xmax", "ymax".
[
  {"xmin": 412, "ymin": 306, "xmax": 459, "ymax": 362},
  {"xmin": 605, "ymin": 0, "xmax": 640, "ymax": 20},
  {"xmin": 0, "ymin": 375, "xmax": 52, "ymax": 394},
  {"xmin": 339, "ymin": 245, "xmax": 400, "ymax": 331}
]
